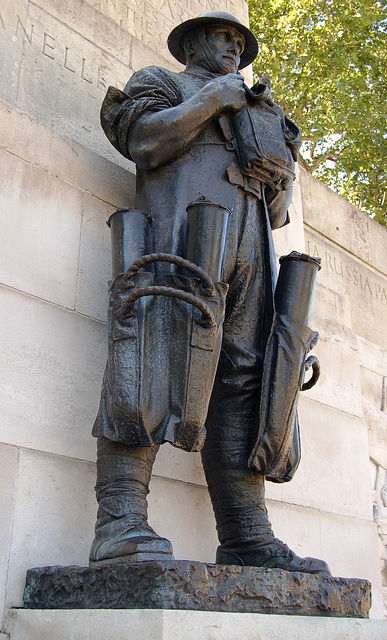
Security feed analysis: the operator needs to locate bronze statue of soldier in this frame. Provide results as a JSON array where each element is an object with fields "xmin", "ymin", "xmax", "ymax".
[{"xmin": 90, "ymin": 11, "xmax": 330, "ymax": 576}]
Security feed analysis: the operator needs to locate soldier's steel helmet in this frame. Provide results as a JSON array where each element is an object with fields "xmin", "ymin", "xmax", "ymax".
[{"xmin": 167, "ymin": 11, "xmax": 258, "ymax": 70}]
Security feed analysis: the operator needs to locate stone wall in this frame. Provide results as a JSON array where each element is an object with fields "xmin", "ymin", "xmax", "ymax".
[
  {"xmin": 0, "ymin": 0, "xmax": 386, "ymax": 633},
  {"xmin": 298, "ymin": 170, "xmax": 387, "ymax": 614}
]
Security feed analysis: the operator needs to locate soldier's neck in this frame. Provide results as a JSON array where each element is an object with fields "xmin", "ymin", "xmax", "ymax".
[{"xmin": 184, "ymin": 61, "xmax": 224, "ymax": 78}]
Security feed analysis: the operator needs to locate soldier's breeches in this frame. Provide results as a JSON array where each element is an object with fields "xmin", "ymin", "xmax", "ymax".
[{"xmin": 202, "ymin": 373, "xmax": 274, "ymax": 547}]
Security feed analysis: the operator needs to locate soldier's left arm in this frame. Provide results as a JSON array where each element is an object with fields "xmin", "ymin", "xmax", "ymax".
[{"xmin": 265, "ymin": 185, "xmax": 293, "ymax": 230}]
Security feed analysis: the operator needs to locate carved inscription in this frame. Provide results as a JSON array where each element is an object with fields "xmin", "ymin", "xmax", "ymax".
[
  {"xmin": 86, "ymin": 0, "xmax": 245, "ymax": 53},
  {"xmin": 305, "ymin": 238, "xmax": 387, "ymax": 304},
  {"xmin": 0, "ymin": 8, "xmax": 128, "ymax": 92}
]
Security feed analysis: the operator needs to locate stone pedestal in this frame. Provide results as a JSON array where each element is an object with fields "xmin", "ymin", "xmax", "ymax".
[
  {"xmin": 6, "ymin": 609, "xmax": 387, "ymax": 640},
  {"xmin": 1, "ymin": 0, "xmax": 387, "ymax": 629},
  {"xmin": 24, "ymin": 561, "xmax": 371, "ymax": 618}
]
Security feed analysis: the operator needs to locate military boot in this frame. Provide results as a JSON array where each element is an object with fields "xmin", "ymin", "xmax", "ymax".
[
  {"xmin": 89, "ymin": 437, "xmax": 174, "ymax": 565},
  {"xmin": 201, "ymin": 414, "xmax": 330, "ymax": 576}
]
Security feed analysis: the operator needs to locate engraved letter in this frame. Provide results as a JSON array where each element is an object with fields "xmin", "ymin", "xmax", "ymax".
[
  {"xmin": 81, "ymin": 58, "xmax": 93, "ymax": 84},
  {"xmin": 325, "ymin": 252, "xmax": 334, "ymax": 271},
  {"xmin": 312, "ymin": 245, "xmax": 320, "ymax": 258},
  {"xmin": 97, "ymin": 66, "xmax": 107, "ymax": 90},
  {"xmin": 16, "ymin": 14, "xmax": 33, "ymax": 45},
  {"xmin": 333, "ymin": 257, "xmax": 343, "ymax": 277},
  {"xmin": 160, "ymin": 0, "xmax": 175, "ymax": 19},
  {"xmin": 363, "ymin": 277, "xmax": 373, "ymax": 296},
  {"xmin": 42, "ymin": 33, "xmax": 55, "ymax": 59},
  {"xmin": 64, "ymin": 47, "xmax": 76, "ymax": 73}
]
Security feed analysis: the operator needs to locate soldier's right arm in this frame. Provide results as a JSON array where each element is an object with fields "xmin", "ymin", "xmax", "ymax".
[{"xmin": 128, "ymin": 74, "xmax": 247, "ymax": 170}]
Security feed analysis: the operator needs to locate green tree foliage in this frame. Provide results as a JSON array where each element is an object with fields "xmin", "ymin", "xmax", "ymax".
[{"xmin": 248, "ymin": 0, "xmax": 387, "ymax": 226}]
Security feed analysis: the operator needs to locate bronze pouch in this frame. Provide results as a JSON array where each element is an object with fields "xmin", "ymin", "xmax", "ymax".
[
  {"xmin": 92, "ymin": 255, "xmax": 228, "ymax": 452},
  {"xmin": 228, "ymin": 83, "xmax": 301, "ymax": 191},
  {"xmin": 248, "ymin": 252, "xmax": 321, "ymax": 482}
]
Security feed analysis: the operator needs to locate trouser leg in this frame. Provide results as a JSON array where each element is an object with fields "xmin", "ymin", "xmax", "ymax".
[
  {"xmin": 202, "ymin": 362, "xmax": 330, "ymax": 574},
  {"xmin": 201, "ymin": 190, "xmax": 274, "ymax": 553},
  {"xmin": 201, "ymin": 350, "xmax": 277, "ymax": 564},
  {"xmin": 202, "ymin": 192, "xmax": 330, "ymax": 574},
  {"xmin": 89, "ymin": 436, "xmax": 174, "ymax": 564},
  {"xmin": 201, "ymin": 380, "xmax": 274, "ymax": 549}
]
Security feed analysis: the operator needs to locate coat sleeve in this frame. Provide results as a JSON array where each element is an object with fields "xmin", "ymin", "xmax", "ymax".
[
  {"xmin": 265, "ymin": 185, "xmax": 293, "ymax": 229},
  {"xmin": 266, "ymin": 110, "xmax": 300, "ymax": 229},
  {"xmin": 100, "ymin": 66, "xmax": 182, "ymax": 160},
  {"xmin": 265, "ymin": 110, "xmax": 300, "ymax": 229}
]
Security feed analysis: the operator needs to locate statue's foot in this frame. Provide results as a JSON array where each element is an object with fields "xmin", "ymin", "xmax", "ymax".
[
  {"xmin": 89, "ymin": 522, "xmax": 174, "ymax": 566},
  {"xmin": 216, "ymin": 539, "xmax": 331, "ymax": 576}
]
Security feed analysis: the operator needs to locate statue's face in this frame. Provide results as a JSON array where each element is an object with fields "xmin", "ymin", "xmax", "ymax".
[
  {"xmin": 204, "ymin": 25, "xmax": 245, "ymax": 74},
  {"xmin": 186, "ymin": 24, "xmax": 245, "ymax": 74}
]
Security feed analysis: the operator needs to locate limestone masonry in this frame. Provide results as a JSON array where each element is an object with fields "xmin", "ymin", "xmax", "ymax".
[{"xmin": 0, "ymin": 0, "xmax": 386, "ymax": 636}]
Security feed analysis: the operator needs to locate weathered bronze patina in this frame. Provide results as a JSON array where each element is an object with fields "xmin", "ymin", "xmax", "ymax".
[
  {"xmin": 89, "ymin": 11, "xmax": 330, "ymax": 576},
  {"xmin": 24, "ymin": 562, "xmax": 371, "ymax": 617}
]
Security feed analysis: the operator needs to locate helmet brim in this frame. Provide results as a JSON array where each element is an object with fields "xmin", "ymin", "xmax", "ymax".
[{"xmin": 167, "ymin": 13, "xmax": 258, "ymax": 70}]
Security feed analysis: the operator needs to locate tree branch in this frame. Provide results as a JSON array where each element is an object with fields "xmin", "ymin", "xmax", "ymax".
[
  {"xmin": 293, "ymin": 96, "xmax": 308, "ymax": 120},
  {"xmin": 309, "ymin": 152, "xmax": 344, "ymax": 171},
  {"xmin": 298, "ymin": 155, "xmax": 311, "ymax": 171},
  {"xmin": 308, "ymin": 144, "xmax": 351, "ymax": 172}
]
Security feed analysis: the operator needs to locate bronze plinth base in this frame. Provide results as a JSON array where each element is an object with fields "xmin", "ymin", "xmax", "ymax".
[{"xmin": 24, "ymin": 560, "xmax": 371, "ymax": 618}]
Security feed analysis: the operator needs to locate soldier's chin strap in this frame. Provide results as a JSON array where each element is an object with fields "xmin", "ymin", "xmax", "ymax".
[{"xmin": 195, "ymin": 28, "xmax": 238, "ymax": 75}]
